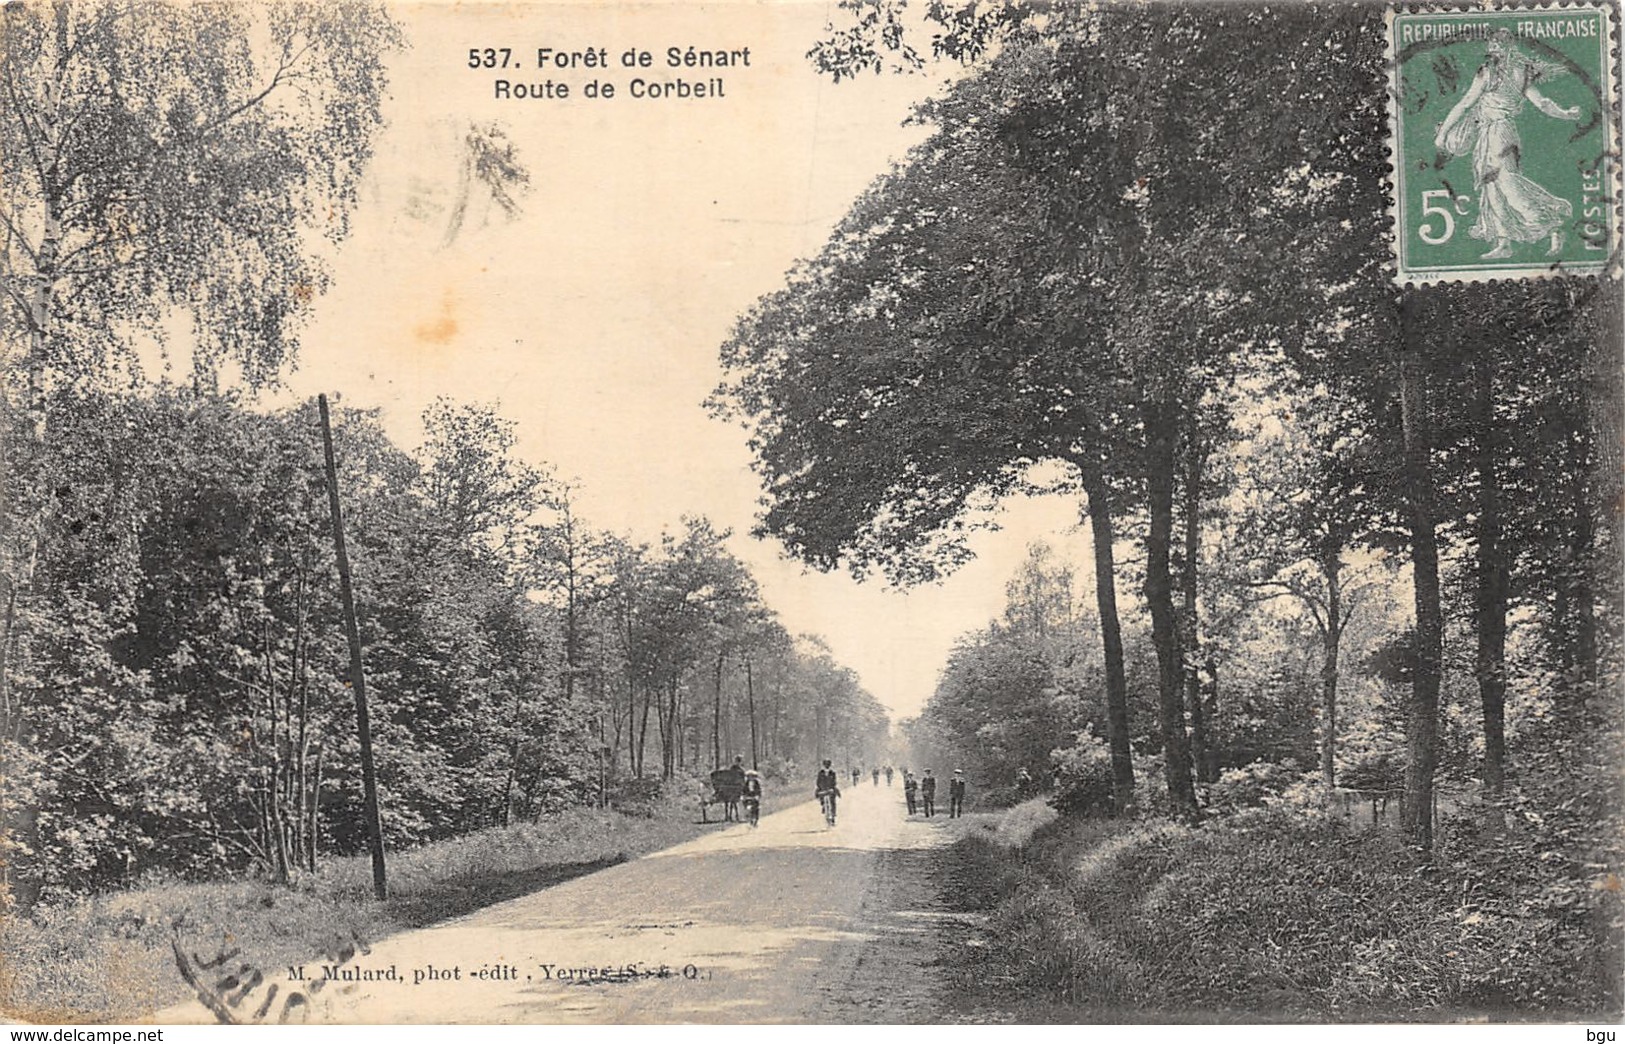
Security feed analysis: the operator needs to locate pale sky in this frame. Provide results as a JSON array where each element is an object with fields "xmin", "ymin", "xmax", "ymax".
[{"xmin": 267, "ymin": 1, "xmax": 1096, "ymax": 721}]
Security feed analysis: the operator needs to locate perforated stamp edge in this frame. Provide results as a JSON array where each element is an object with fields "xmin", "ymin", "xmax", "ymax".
[{"xmin": 1384, "ymin": 1, "xmax": 1622, "ymax": 286}]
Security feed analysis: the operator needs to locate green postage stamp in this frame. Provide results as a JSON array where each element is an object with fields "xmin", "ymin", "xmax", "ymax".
[{"xmin": 1388, "ymin": 4, "xmax": 1619, "ymax": 283}]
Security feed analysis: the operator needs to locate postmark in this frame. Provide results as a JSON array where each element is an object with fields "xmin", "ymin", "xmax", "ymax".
[{"xmin": 1387, "ymin": 4, "xmax": 1619, "ymax": 283}]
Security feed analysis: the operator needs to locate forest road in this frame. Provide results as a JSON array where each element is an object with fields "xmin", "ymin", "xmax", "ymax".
[{"xmin": 161, "ymin": 782, "xmax": 983, "ymax": 1024}]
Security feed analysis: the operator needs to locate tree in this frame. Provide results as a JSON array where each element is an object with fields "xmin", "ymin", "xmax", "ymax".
[
  {"xmin": 419, "ymin": 398, "xmax": 548, "ymax": 563},
  {"xmin": 918, "ymin": 542, "xmax": 1104, "ymax": 794},
  {"xmin": 1218, "ymin": 388, "xmax": 1390, "ymax": 790},
  {"xmin": 0, "ymin": 2, "xmax": 403, "ymax": 815},
  {"xmin": 0, "ymin": 0, "xmax": 401, "ymax": 393},
  {"xmin": 711, "ymin": 43, "xmax": 1148, "ymax": 809}
]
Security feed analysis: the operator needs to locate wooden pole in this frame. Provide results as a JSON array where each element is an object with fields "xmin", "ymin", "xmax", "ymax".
[
  {"xmin": 745, "ymin": 658, "xmax": 759, "ymax": 770},
  {"xmin": 318, "ymin": 395, "xmax": 387, "ymax": 900}
]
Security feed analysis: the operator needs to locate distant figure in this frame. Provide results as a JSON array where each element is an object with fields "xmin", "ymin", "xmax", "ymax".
[
  {"xmin": 920, "ymin": 769, "xmax": 937, "ymax": 818},
  {"xmin": 741, "ymin": 769, "xmax": 763, "ymax": 827},
  {"xmin": 872, "ymin": 767, "xmax": 881, "ymax": 786},
  {"xmin": 851, "ymin": 766, "xmax": 861, "ymax": 786},
  {"xmin": 949, "ymin": 770, "xmax": 966, "ymax": 818},
  {"xmin": 903, "ymin": 771, "xmax": 918, "ymax": 815},
  {"xmin": 1015, "ymin": 766, "xmax": 1034, "ymax": 799},
  {"xmin": 884, "ymin": 766, "xmax": 894, "ymax": 786}
]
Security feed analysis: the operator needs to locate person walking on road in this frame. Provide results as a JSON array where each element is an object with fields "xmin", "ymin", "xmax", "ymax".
[
  {"xmin": 872, "ymin": 767, "xmax": 880, "ymax": 786},
  {"xmin": 903, "ymin": 771, "xmax": 918, "ymax": 815},
  {"xmin": 920, "ymin": 769, "xmax": 937, "ymax": 818},
  {"xmin": 884, "ymin": 765, "xmax": 894, "ymax": 786},
  {"xmin": 741, "ymin": 769, "xmax": 763, "ymax": 827},
  {"xmin": 949, "ymin": 769, "xmax": 966, "ymax": 818}
]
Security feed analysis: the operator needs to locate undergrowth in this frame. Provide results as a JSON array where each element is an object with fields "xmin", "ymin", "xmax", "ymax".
[{"xmin": 949, "ymin": 797, "xmax": 1623, "ymax": 1022}]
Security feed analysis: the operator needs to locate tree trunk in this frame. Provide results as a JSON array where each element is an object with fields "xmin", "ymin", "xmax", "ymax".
[
  {"xmin": 268, "ymin": 762, "xmax": 291, "ymax": 885},
  {"xmin": 293, "ymin": 562, "xmax": 310, "ymax": 872},
  {"xmin": 500, "ymin": 737, "xmax": 519, "ymax": 827},
  {"xmin": 0, "ymin": 577, "xmax": 15, "ymax": 746},
  {"xmin": 663, "ymin": 678, "xmax": 679, "ymax": 779},
  {"xmin": 1473, "ymin": 356, "xmax": 1508, "ymax": 802},
  {"xmin": 1396, "ymin": 292, "xmax": 1442, "ymax": 856},
  {"xmin": 1180, "ymin": 444, "xmax": 1211, "ymax": 783},
  {"xmin": 1320, "ymin": 549, "xmax": 1342, "ymax": 791},
  {"xmin": 1079, "ymin": 453, "xmax": 1135, "ymax": 812},
  {"xmin": 1565, "ymin": 414, "xmax": 1598, "ymax": 695},
  {"xmin": 712, "ymin": 651, "xmax": 724, "ymax": 770},
  {"xmin": 1200, "ymin": 656, "xmax": 1220, "ymax": 782},
  {"xmin": 636, "ymin": 683, "xmax": 651, "ymax": 778},
  {"xmin": 1143, "ymin": 412, "xmax": 1200, "ymax": 820},
  {"xmin": 654, "ymin": 682, "xmax": 670, "ymax": 779},
  {"xmin": 307, "ymin": 745, "xmax": 323, "ymax": 873}
]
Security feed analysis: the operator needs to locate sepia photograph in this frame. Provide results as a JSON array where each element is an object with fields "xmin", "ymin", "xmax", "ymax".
[{"xmin": 0, "ymin": 0, "xmax": 1621, "ymax": 1027}]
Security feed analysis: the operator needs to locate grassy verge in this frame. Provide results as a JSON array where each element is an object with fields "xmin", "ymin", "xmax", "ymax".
[
  {"xmin": 942, "ymin": 802, "xmax": 1623, "ymax": 1022},
  {"xmin": 1, "ymin": 786, "xmax": 800, "ymax": 1023}
]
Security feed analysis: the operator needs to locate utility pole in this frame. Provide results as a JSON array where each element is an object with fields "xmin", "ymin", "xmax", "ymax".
[
  {"xmin": 318, "ymin": 395, "xmax": 387, "ymax": 900},
  {"xmin": 745, "ymin": 657, "xmax": 759, "ymax": 770}
]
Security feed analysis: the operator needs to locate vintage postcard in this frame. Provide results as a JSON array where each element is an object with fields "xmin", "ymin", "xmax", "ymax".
[{"xmin": 1, "ymin": 0, "xmax": 1621, "ymax": 1029}]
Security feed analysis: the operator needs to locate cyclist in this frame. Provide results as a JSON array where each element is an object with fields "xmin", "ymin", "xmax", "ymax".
[
  {"xmin": 741, "ymin": 769, "xmax": 763, "ymax": 828},
  {"xmin": 815, "ymin": 759, "xmax": 841, "ymax": 826}
]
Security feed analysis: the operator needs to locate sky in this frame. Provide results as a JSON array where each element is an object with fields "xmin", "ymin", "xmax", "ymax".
[{"xmin": 265, "ymin": 1, "xmax": 1097, "ymax": 721}]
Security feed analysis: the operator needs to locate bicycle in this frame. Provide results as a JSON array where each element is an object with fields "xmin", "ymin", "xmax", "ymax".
[{"xmin": 817, "ymin": 788, "xmax": 838, "ymax": 827}]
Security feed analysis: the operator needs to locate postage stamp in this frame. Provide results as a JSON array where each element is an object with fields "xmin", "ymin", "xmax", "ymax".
[{"xmin": 1388, "ymin": 4, "xmax": 1619, "ymax": 283}]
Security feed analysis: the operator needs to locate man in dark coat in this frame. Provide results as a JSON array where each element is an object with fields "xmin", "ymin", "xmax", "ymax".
[
  {"xmin": 949, "ymin": 769, "xmax": 967, "ymax": 817},
  {"xmin": 816, "ymin": 760, "xmax": 841, "ymax": 822},
  {"xmin": 903, "ymin": 771, "xmax": 918, "ymax": 815},
  {"xmin": 920, "ymin": 769, "xmax": 937, "ymax": 817}
]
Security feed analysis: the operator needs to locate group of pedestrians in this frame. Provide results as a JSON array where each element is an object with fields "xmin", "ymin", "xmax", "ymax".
[
  {"xmin": 898, "ymin": 767, "xmax": 966, "ymax": 818},
  {"xmin": 814, "ymin": 761, "xmax": 969, "ymax": 824},
  {"xmin": 851, "ymin": 764, "xmax": 898, "ymax": 787}
]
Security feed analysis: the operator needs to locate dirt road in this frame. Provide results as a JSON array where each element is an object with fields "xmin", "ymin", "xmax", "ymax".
[{"xmin": 160, "ymin": 782, "xmax": 984, "ymax": 1024}]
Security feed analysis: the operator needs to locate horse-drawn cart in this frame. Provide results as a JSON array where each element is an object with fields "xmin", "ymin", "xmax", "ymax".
[{"xmin": 701, "ymin": 769, "xmax": 745, "ymax": 823}]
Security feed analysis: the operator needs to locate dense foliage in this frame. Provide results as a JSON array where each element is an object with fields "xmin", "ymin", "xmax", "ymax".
[
  {"xmin": 0, "ymin": 389, "xmax": 886, "ymax": 905},
  {"xmin": 720, "ymin": 0, "xmax": 1620, "ymax": 841},
  {"xmin": 0, "ymin": 1, "xmax": 887, "ymax": 908},
  {"xmin": 718, "ymin": 0, "xmax": 1622, "ymax": 1015}
]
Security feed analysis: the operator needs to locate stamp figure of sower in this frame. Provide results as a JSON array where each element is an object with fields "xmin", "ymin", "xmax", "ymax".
[
  {"xmin": 1390, "ymin": 6, "xmax": 1616, "ymax": 283},
  {"xmin": 1434, "ymin": 30, "xmax": 1580, "ymax": 260}
]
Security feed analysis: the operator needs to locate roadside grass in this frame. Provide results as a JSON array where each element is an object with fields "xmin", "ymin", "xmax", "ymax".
[
  {"xmin": 945, "ymin": 801, "xmax": 1623, "ymax": 1022},
  {"xmin": 1, "ymin": 786, "xmax": 800, "ymax": 1024}
]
